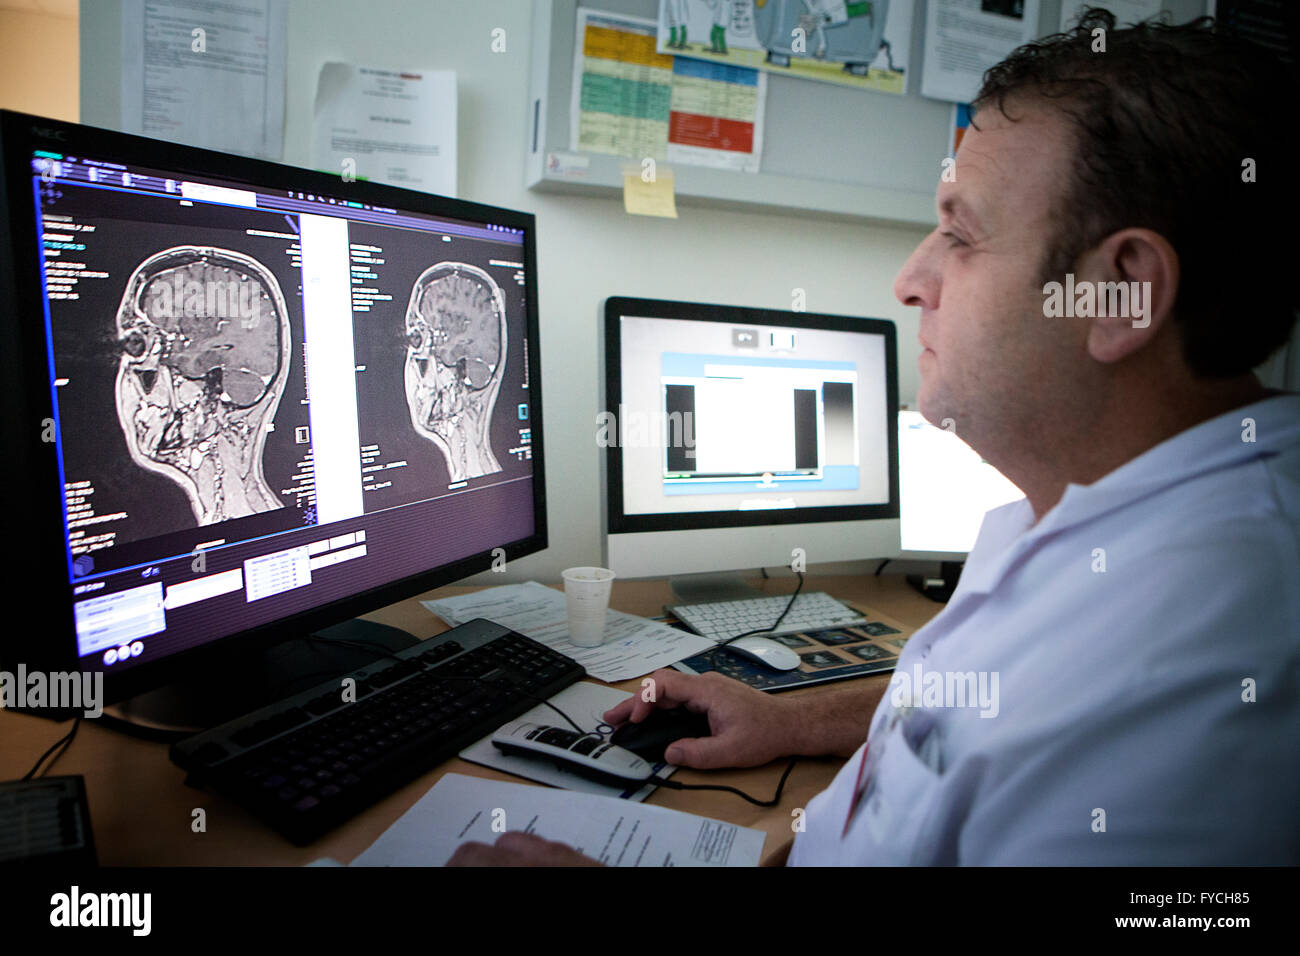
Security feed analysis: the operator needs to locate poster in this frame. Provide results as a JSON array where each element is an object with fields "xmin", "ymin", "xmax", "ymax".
[
  {"xmin": 572, "ymin": 8, "xmax": 767, "ymax": 172},
  {"xmin": 657, "ymin": 0, "xmax": 912, "ymax": 94}
]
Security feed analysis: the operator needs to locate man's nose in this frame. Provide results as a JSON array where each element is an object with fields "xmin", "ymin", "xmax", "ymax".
[{"xmin": 894, "ymin": 232, "xmax": 940, "ymax": 310}]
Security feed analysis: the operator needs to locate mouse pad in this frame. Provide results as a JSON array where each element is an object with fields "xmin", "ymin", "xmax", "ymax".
[{"xmin": 668, "ymin": 608, "xmax": 913, "ymax": 692}]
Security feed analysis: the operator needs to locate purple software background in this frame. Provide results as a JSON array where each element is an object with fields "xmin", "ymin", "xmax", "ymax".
[{"xmin": 78, "ymin": 475, "xmax": 536, "ymax": 671}]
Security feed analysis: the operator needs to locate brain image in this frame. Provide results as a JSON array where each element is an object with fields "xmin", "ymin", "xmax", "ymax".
[
  {"xmin": 404, "ymin": 262, "xmax": 506, "ymax": 482},
  {"xmin": 115, "ymin": 246, "xmax": 290, "ymax": 526}
]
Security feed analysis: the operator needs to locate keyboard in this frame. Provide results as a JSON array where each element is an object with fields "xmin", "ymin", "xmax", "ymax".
[
  {"xmin": 668, "ymin": 592, "xmax": 870, "ymax": 642},
  {"xmin": 170, "ymin": 618, "xmax": 584, "ymax": 846}
]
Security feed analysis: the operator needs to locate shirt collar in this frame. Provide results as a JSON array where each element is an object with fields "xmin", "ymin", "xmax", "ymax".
[{"xmin": 955, "ymin": 392, "xmax": 1300, "ymax": 598}]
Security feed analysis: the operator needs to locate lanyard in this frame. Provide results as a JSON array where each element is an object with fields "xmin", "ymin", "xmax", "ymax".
[{"xmin": 842, "ymin": 705, "xmax": 914, "ymax": 837}]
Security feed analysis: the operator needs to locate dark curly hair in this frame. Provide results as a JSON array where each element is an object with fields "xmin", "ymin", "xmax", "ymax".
[{"xmin": 972, "ymin": 6, "xmax": 1299, "ymax": 378}]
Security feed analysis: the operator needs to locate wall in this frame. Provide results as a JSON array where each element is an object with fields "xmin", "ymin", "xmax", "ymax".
[
  {"xmin": 77, "ymin": 0, "xmax": 928, "ymax": 586},
  {"xmin": 0, "ymin": 7, "xmax": 78, "ymax": 121}
]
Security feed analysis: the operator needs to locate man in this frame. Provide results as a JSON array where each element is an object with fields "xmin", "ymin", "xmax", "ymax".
[{"xmin": 449, "ymin": 9, "xmax": 1299, "ymax": 866}]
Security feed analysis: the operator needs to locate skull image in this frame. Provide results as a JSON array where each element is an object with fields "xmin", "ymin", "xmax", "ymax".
[
  {"xmin": 404, "ymin": 262, "xmax": 505, "ymax": 482},
  {"xmin": 115, "ymin": 246, "xmax": 290, "ymax": 526}
]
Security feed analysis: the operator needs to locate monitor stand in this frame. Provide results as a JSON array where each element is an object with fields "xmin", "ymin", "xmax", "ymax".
[
  {"xmin": 112, "ymin": 619, "xmax": 419, "ymax": 732},
  {"xmin": 906, "ymin": 560, "xmax": 964, "ymax": 603},
  {"xmin": 668, "ymin": 571, "xmax": 766, "ymax": 606}
]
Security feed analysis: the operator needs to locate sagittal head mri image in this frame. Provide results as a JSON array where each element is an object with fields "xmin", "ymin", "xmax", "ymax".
[
  {"xmin": 114, "ymin": 246, "xmax": 291, "ymax": 526},
  {"xmin": 403, "ymin": 261, "xmax": 506, "ymax": 482}
]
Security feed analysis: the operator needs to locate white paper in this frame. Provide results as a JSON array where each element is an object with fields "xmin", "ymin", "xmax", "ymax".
[
  {"xmin": 422, "ymin": 581, "xmax": 713, "ymax": 682},
  {"xmin": 352, "ymin": 772, "xmax": 765, "ymax": 866},
  {"xmin": 1059, "ymin": 0, "xmax": 1160, "ymax": 31},
  {"xmin": 921, "ymin": 0, "xmax": 1042, "ymax": 104},
  {"xmin": 457, "ymin": 682, "xmax": 677, "ymax": 802},
  {"xmin": 311, "ymin": 62, "xmax": 457, "ymax": 197},
  {"xmin": 121, "ymin": 0, "xmax": 287, "ymax": 160}
]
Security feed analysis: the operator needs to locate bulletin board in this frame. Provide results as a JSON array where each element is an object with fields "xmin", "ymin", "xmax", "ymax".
[{"xmin": 525, "ymin": 0, "xmax": 1209, "ymax": 226}]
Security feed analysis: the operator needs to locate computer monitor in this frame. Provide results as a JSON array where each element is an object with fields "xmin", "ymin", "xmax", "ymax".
[
  {"xmin": 0, "ymin": 110, "xmax": 547, "ymax": 718},
  {"xmin": 601, "ymin": 297, "xmax": 899, "ymax": 600},
  {"xmin": 897, "ymin": 408, "xmax": 1023, "ymax": 600},
  {"xmin": 897, "ymin": 409, "xmax": 1024, "ymax": 559}
]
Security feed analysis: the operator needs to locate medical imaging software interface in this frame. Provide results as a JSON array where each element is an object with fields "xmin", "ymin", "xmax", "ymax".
[
  {"xmin": 617, "ymin": 314, "xmax": 891, "ymax": 517},
  {"xmin": 30, "ymin": 152, "xmax": 537, "ymax": 671}
]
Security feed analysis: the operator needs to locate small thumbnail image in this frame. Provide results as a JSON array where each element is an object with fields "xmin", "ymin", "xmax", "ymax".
[
  {"xmin": 800, "ymin": 650, "xmax": 848, "ymax": 669},
  {"xmin": 883, "ymin": 638, "xmax": 907, "ymax": 652},
  {"xmin": 846, "ymin": 643, "xmax": 892, "ymax": 662},
  {"xmin": 810, "ymin": 629, "xmax": 861, "ymax": 646},
  {"xmin": 772, "ymin": 634, "xmax": 812, "ymax": 648},
  {"xmin": 861, "ymin": 621, "xmax": 902, "ymax": 637}
]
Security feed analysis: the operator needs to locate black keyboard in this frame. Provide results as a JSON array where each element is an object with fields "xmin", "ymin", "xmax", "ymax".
[{"xmin": 170, "ymin": 618, "xmax": 585, "ymax": 846}]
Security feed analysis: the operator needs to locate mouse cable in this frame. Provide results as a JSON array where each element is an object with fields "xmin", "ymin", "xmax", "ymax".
[
  {"xmin": 21, "ymin": 716, "xmax": 82, "ymax": 781},
  {"xmin": 718, "ymin": 568, "xmax": 806, "ymax": 646},
  {"xmin": 308, "ymin": 634, "xmax": 798, "ymax": 806},
  {"xmin": 648, "ymin": 755, "xmax": 800, "ymax": 808}
]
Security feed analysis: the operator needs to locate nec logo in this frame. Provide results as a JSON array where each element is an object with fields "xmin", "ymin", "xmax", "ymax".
[{"xmin": 32, "ymin": 126, "xmax": 66, "ymax": 140}]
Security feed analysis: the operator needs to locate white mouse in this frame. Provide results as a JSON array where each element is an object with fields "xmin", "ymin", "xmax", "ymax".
[{"xmin": 721, "ymin": 636, "xmax": 802, "ymax": 671}]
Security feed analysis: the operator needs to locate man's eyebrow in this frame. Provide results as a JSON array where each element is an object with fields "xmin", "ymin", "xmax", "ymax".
[{"xmin": 938, "ymin": 195, "xmax": 981, "ymax": 225}]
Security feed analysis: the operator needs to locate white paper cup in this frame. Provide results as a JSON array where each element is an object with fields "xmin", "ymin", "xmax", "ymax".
[{"xmin": 561, "ymin": 567, "xmax": 616, "ymax": 647}]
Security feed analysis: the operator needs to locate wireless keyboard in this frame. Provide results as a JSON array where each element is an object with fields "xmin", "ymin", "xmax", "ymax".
[
  {"xmin": 170, "ymin": 618, "xmax": 584, "ymax": 846},
  {"xmin": 668, "ymin": 591, "xmax": 870, "ymax": 642}
]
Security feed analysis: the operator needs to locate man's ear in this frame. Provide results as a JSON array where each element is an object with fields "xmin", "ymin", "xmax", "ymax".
[{"xmin": 1081, "ymin": 228, "xmax": 1180, "ymax": 364}]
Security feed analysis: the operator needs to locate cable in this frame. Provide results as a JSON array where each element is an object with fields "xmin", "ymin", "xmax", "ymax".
[
  {"xmin": 874, "ymin": 558, "xmax": 891, "ymax": 576},
  {"xmin": 649, "ymin": 756, "xmax": 800, "ymax": 808},
  {"xmin": 22, "ymin": 717, "xmax": 81, "ymax": 780},
  {"xmin": 879, "ymin": 38, "xmax": 899, "ymax": 73},
  {"xmin": 307, "ymin": 632, "xmax": 795, "ymax": 804},
  {"xmin": 718, "ymin": 568, "xmax": 806, "ymax": 645}
]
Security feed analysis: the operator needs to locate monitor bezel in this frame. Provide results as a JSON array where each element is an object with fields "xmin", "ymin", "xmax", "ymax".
[
  {"xmin": 0, "ymin": 109, "xmax": 549, "ymax": 708},
  {"xmin": 603, "ymin": 295, "xmax": 899, "ymax": 536}
]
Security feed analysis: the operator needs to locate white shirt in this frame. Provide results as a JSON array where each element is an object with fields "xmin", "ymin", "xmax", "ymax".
[{"xmin": 789, "ymin": 393, "xmax": 1300, "ymax": 865}]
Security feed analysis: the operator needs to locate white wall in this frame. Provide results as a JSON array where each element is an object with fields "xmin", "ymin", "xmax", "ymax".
[{"xmin": 77, "ymin": 0, "xmax": 930, "ymax": 584}]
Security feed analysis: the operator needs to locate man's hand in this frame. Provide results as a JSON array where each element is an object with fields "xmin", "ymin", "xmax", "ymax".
[
  {"xmin": 446, "ymin": 831, "xmax": 603, "ymax": 866},
  {"xmin": 602, "ymin": 668, "xmax": 805, "ymax": 769}
]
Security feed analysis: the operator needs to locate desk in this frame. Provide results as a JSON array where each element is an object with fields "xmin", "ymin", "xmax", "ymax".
[{"xmin": 0, "ymin": 573, "xmax": 942, "ymax": 866}]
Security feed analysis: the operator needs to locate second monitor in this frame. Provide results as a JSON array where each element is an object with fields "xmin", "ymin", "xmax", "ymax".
[{"xmin": 601, "ymin": 297, "xmax": 898, "ymax": 599}]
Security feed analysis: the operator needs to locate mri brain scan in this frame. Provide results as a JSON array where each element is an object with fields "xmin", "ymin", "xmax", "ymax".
[
  {"xmin": 114, "ymin": 246, "xmax": 290, "ymax": 526},
  {"xmin": 404, "ymin": 262, "xmax": 506, "ymax": 481}
]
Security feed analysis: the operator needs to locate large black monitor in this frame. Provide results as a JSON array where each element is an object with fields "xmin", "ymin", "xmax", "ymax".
[{"xmin": 0, "ymin": 110, "xmax": 547, "ymax": 716}]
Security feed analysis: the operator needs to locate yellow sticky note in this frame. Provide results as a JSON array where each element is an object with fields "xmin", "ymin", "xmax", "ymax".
[{"xmin": 623, "ymin": 172, "xmax": 677, "ymax": 219}]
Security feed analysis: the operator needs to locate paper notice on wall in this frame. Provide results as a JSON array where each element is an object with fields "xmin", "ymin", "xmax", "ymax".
[
  {"xmin": 921, "ymin": 0, "xmax": 1042, "ymax": 105},
  {"xmin": 1059, "ymin": 0, "xmax": 1159, "ymax": 32},
  {"xmin": 310, "ymin": 63, "xmax": 457, "ymax": 197},
  {"xmin": 121, "ymin": 0, "xmax": 287, "ymax": 160}
]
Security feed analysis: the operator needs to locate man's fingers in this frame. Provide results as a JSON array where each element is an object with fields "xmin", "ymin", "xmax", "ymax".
[
  {"xmin": 446, "ymin": 841, "xmax": 496, "ymax": 866},
  {"xmin": 604, "ymin": 669, "xmax": 705, "ymax": 725},
  {"xmin": 665, "ymin": 733, "xmax": 732, "ymax": 770}
]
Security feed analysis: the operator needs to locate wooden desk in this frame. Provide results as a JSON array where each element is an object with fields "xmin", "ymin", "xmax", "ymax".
[{"xmin": 0, "ymin": 573, "xmax": 942, "ymax": 866}]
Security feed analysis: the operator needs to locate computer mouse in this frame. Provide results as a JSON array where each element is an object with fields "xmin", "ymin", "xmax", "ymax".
[
  {"xmin": 610, "ymin": 707, "xmax": 713, "ymax": 764},
  {"xmin": 721, "ymin": 636, "xmax": 802, "ymax": 671}
]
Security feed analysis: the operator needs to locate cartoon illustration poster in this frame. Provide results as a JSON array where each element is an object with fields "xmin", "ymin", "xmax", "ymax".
[{"xmin": 657, "ymin": 0, "xmax": 912, "ymax": 94}]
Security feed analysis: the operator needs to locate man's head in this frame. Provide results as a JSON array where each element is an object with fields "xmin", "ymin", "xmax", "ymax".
[{"xmin": 894, "ymin": 8, "xmax": 1297, "ymax": 485}]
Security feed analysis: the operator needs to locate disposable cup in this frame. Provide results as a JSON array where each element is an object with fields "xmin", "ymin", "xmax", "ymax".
[{"xmin": 561, "ymin": 567, "xmax": 616, "ymax": 647}]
